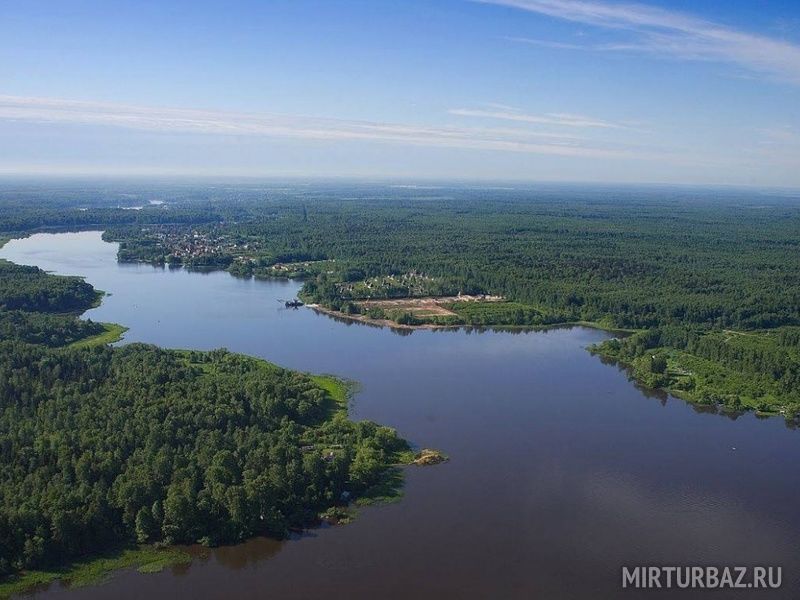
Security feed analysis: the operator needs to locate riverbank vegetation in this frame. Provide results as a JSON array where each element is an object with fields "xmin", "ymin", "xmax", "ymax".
[
  {"xmin": 591, "ymin": 327, "xmax": 800, "ymax": 420},
  {"xmin": 0, "ymin": 256, "xmax": 413, "ymax": 591},
  {"xmin": 0, "ymin": 341, "xmax": 409, "ymax": 575},
  {"xmin": 0, "ymin": 261, "xmax": 99, "ymax": 313},
  {"xmin": 3, "ymin": 181, "xmax": 800, "ymax": 419},
  {"xmin": 99, "ymin": 185, "xmax": 800, "ymax": 420},
  {"xmin": 0, "ymin": 261, "xmax": 108, "ymax": 347},
  {"xmin": 0, "ymin": 546, "xmax": 191, "ymax": 600},
  {"xmin": 67, "ymin": 322, "xmax": 128, "ymax": 348}
]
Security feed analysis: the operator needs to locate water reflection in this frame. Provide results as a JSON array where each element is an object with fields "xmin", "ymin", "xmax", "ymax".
[{"xmin": 184, "ymin": 536, "xmax": 287, "ymax": 571}]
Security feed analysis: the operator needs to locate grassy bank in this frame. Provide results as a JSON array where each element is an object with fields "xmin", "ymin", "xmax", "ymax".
[
  {"xmin": 309, "ymin": 373, "xmax": 354, "ymax": 411},
  {"xmin": 0, "ymin": 546, "xmax": 190, "ymax": 600},
  {"xmin": 69, "ymin": 322, "xmax": 128, "ymax": 348}
]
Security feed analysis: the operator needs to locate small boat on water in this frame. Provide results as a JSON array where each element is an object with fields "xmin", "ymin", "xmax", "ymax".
[{"xmin": 285, "ymin": 299, "xmax": 304, "ymax": 308}]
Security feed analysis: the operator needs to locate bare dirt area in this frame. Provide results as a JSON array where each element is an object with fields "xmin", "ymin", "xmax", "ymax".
[{"xmin": 359, "ymin": 294, "xmax": 503, "ymax": 318}]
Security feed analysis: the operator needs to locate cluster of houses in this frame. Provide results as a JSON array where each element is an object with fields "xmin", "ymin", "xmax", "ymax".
[{"xmin": 144, "ymin": 229, "xmax": 260, "ymax": 262}]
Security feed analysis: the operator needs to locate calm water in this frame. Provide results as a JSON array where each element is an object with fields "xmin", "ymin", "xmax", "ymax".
[{"xmin": 2, "ymin": 231, "xmax": 799, "ymax": 599}]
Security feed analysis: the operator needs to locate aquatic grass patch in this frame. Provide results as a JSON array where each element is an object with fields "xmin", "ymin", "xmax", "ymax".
[
  {"xmin": 0, "ymin": 546, "xmax": 191, "ymax": 599},
  {"xmin": 309, "ymin": 374, "xmax": 349, "ymax": 405}
]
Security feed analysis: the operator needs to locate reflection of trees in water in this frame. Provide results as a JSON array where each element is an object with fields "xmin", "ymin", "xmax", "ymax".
[
  {"xmin": 183, "ymin": 536, "xmax": 289, "ymax": 572},
  {"xmin": 633, "ymin": 380, "xmax": 669, "ymax": 405},
  {"xmin": 316, "ymin": 309, "xmax": 604, "ymax": 338},
  {"xmin": 316, "ymin": 310, "xmax": 416, "ymax": 336},
  {"xmin": 176, "ymin": 532, "xmax": 330, "ymax": 576},
  {"xmin": 606, "ymin": 358, "xmax": 762, "ymax": 423},
  {"xmin": 212, "ymin": 537, "xmax": 286, "ymax": 570}
]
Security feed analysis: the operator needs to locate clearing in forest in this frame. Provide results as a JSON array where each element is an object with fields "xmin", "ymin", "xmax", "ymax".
[{"xmin": 358, "ymin": 295, "xmax": 503, "ymax": 318}]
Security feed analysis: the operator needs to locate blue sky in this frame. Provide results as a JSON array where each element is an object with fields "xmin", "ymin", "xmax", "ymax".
[{"xmin": 1, "ymin": 0, "xmax": 799, "ymax": 186}]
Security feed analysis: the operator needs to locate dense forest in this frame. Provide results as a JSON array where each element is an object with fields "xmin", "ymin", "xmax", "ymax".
[
  {"xmin": 0, "ymin": 343, "xmax": 407, "ymax": 577},
  {"xmin": 75, "ymin": 181, "xmax": 800, "ymax": 418},
  {"xmin": 2, "ymin": 179, "xmax": 800, "ymax": 419},
  {"xmin": 0, "ymin": 244, "xmax": 409, "ymax": 580},
  {"xmin": 0, "ymin": 260, "xmax": 106, "ymax": 347},
  {"xmin": 0, "ymin": 262, "xmax": 98, "ymax": 313},
  {"xmin": 96, "ymin": 184, "xmax": 800, "ymax": 332},
  {"xmin": 0, "ymin": 310, "xmax": 104, "ymax": 347}
]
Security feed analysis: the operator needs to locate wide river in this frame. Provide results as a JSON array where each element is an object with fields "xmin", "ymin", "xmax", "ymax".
[{"xmin": 3, "ymin": 231, "xmax": 799, "ymax": 599}]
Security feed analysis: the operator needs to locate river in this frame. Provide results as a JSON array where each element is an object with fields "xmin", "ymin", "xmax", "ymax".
[{"xmin": 2, "ymin": 231, "xmax": 799, "ymax": 599}]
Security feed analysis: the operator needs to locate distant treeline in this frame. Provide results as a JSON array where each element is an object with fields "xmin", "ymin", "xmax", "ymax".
[
  {"xmin": 0, "ymin": 206, "xmax": 221, "ymax": 233},
  {"xmin": 97, "ymin": 190, "xmax": 800, "ymax": 331}
]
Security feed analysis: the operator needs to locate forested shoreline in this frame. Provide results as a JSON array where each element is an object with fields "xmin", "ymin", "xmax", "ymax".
[
  {"xmin": 3, "ymin": 182, "xmax": 800, "ymax": 421},
  {"xmin": 590, "ymin": 327, "xmax": 800, "ymax": 420},
  {"xmin": 90, "ymin": 183, "xmax": 800, "ymax": 422},
  {"xmin": 0, "ymin": 255, "xmax": 412, "ymax": 591}
]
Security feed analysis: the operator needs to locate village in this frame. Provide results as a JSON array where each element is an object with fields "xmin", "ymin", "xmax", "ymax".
[{"xmin": 142, "ymin": 229, "xmax": 261, "ymax": 263}]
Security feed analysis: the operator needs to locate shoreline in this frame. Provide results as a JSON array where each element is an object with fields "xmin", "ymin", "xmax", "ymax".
[
  {"xmin": 590, "ymin": 346, "xmax": 793, "ymax": 424},
  {"xmin": 0, "ymin": 547, "xmax": 191, "ymax": 600},
  {"xmin": 0, "ymin": 238, "xmax": 435, "ymax": 599},
  {"xmin": 2, "ymin": 229, "xmax": 797, "ymax": 598},
  {"xmin": 69, "ymin": 322, "xmax": 129, "ymax": 348},
  {"xmin": 307, "ymin": 303, "xmax": 635, "ymax": 336}
]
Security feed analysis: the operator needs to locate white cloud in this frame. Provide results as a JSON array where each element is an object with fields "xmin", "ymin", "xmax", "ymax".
[
  {"xmin": 0, "ymin": 95, "xmax": 643, "ymax": 160},
  {"xmin": 480, "ymin": 0, "xmax": 800, "ymax": 83},
  {"xmin": 449, "ymin": 107, "xmax": 625, "ymax": 128}
]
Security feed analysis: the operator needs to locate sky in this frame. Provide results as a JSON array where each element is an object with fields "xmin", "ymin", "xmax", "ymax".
[{"xmin": 1, "ymin": 0, "xmax": 799, "ymax": 186}]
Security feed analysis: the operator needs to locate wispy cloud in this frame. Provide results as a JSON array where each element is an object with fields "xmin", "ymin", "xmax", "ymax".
[
  {"xmin": 449, "ymin": 107, "xmax": 625, "ymax": 128},
  {"xmin": 481, "ymin": 101, "xmax": 525, "ymax": 112},
  {"xmin": 479, "ymin": 0, "xmax": 800, "ymax": 83},
  {"xmin": 505, "ymin": 36, "xmax": 587, "ymax": 51},
  {"xmin": 0, "ymin": 95, "xmax": 645, "ymax": 160}
]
